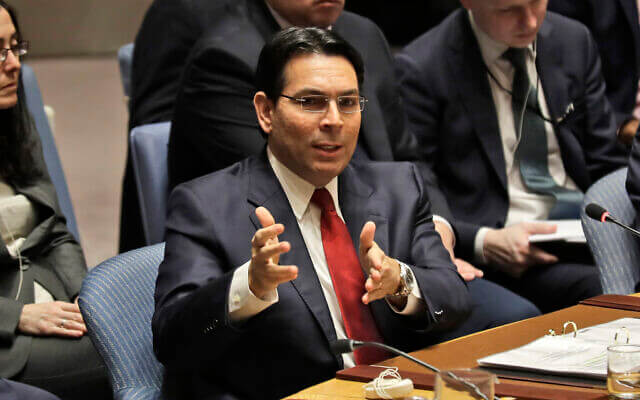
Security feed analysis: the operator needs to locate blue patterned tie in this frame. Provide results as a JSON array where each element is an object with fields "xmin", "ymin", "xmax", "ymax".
[{"xmin": 503, "ymin": 47, "xmax": 583, "ymax": 219}]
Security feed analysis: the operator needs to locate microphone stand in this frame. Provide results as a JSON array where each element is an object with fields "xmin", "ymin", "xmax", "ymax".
[
  {"xmin": 605, "ymin": 215, "xmax": 640, "ymax": 238},
  {"xmin": 335, "ymin": 339, "xmax": 499, "ymax": 400}
]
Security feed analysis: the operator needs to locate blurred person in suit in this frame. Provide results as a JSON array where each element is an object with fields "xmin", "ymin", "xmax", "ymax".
[
  {"xmin": 396, "ymin": 0, "xmax": 627, "ymax": 312},
  {"xmin": 121, "ymin": 0, "xmax": 227, "ymax": 253},
  {"xmin": 0, "ymin": 3, "xmax": 110, "ymax": 399}
]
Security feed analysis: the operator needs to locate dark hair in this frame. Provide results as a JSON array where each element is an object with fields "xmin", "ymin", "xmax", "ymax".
[
  {"xmin": 255, "ymin": 27, "xmax": 365, "ymax": 101},
  {"xmin": 0, "ymin": 1, "xmax": 39, "ymax": 186}
]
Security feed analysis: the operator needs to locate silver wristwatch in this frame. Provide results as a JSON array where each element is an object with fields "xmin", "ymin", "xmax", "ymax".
[{"xmin": 393, "ymin": 263, "xmax": 414, "ymax": 297}]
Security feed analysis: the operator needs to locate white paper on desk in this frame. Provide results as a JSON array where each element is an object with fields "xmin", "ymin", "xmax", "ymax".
[
  {"xmin": 528, "ymin": 219, "xmax": 586, "ymax": 243},
  {"xmin": 477, "ymin": 318, "xmax": 640, "ymax": 380}
]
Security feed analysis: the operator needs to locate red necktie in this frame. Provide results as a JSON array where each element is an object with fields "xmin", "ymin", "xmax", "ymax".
[{"xmin": 311, "ymin": 188, "xmax": 388, "ymax": 365}]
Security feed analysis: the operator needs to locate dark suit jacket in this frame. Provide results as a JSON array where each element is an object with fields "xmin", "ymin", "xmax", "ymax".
[
  {"xmin": 153, "ymin": 153, "xmax": 469, "ymax": 399},
  {"xmin": 548, "ymin": 0, "xmax": 640, "ymax": 127},
  {"xmin": 0, "ymin": 125, "xmax": 87, "ymax": 378},
  {"xmin": 166, "ymin": 0, "xmax": 452, "ymax": 218},
  {"xmin": 396, "ymin": 10, "xmax": 628, "ymax": 260},
  {"xmin": 123, "ymin": 0, "xmax": 232, "ymax": 251},
  {"xmin": 129, "ymin": 0, "xmax": 229, "ymax": 130}
]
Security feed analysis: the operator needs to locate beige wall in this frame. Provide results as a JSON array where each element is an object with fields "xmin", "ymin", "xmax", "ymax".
[{"xmin": 14, "ymin": 0, "xmax": 153, "ymax": 56}]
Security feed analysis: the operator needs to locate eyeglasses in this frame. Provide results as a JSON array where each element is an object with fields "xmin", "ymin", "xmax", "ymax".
[
  {"xmin": 279, "ymin": 94, "xmax": 367, "ymax": 114},
  {"xmin": 0, "ymin": 41, "xmax": 28, "ymax": 64}
]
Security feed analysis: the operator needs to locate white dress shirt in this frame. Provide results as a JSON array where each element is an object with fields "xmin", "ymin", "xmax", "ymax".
[
  {"xmin": 467, "ymin": 12, "xmax": 580, "ymax": 264},
  {"xmin": 227, "ymin": 148, "xmax": 425, "ymax": 368}
]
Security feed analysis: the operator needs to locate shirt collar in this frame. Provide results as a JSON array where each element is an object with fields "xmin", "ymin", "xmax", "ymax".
[
  {"xmin": 267, "ymin": 147, "xmax": 339, "ymax": 221},
  {"xmin": 467, "ymin": 10, "xmax": 535, "ymax": 67},
  {"xmin": 265, "ymin": 1, "xmax": 333, "ymax": 30}
]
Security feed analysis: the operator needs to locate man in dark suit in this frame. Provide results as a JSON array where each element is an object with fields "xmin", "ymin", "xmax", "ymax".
[
  {"xmin": 548, "ymin": 0, "xmax": 640, "ymax": 144},
  {"xmin": 153, "ymin": 27, "xmax": 470, "ymax": 399},
  {"xmin": 396, "ymin": 0, "xmax": 628, "ymax": 312}
]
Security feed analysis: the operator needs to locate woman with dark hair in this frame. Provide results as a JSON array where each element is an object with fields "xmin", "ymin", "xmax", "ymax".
[{"xmin": 0, "ymin": 2, "xmax": 110, "ymax": 399}]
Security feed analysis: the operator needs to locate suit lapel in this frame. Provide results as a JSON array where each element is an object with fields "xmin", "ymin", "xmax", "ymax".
[
  {"xmin": 448, "ymin": 13, "xmax": 507, "ymax": 191},
  {"xmin": 338, "ymin": 165, "xmax": 383, "ymax": 258},
  {"xmin": 536, "ymin": 19, "xmax": 568, "ymax": 121},
  {"xmin": 619, "ymin": 0, "xmax": 640, "ymax": 73},
  {"xmin": 246, "ymin": 153, "xmax": 339, "ymax": 353},
  {"xmin": 536, "ymin": 18, "xmax": 586, "ymax": 184},
  {"xmin": 338, "ymin": 164, "xmax": 395, "ymax": 340}
]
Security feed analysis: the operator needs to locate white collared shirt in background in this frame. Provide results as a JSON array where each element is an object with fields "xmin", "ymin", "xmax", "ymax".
[{"xmin": 467, "ymin": 12, "xmax": 579, "ymax": 264}]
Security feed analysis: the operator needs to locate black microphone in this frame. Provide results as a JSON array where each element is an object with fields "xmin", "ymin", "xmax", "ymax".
[
  {"xmin": 585, "ymin": 203, "xmax": 640, "ymax": 238},
  {"xmin": 331, "ymin": 339, "xmax": 498, "ymax": 400}
]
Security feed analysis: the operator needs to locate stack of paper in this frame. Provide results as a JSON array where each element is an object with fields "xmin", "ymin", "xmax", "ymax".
[
  {"xmin": 477, "ymin": 318, "xmax": 640, "ymax": 379},
  {"xmin": 528, "ymin": 219, "xmax": 586, "ymax": 244}
]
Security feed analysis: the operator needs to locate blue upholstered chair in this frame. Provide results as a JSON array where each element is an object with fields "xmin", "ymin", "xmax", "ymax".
[
  {"xmin": 581, "ymin": 168, "xmax": 640, "ymax": 294},
  {"xmin": 78, "ymin": 243, "xmax": 165, "ymax": 400},
  {"xmin": 22, "ymin": 64, "xmax": 80, "ymax": 241},
  {"xmin": 130, "ymin": 123, "xmax": 171, "ymax": 245},
  {"xmin": 118, "ymin": 43, "xmax": 134, "ymax": 99}
]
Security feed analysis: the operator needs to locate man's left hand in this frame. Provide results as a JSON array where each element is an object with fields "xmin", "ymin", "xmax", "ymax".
[
  {"xmin": 454, "ymin": 258, "xmax": 483, "ymax": 281},
  {"xmin": 359, "ymin": 221, "xmax": 402, "ymax": 304}
]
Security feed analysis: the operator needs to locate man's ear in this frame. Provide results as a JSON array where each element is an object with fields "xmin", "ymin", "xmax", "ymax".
[{"xmin": 254, "ymin": 91, "xmax": 275, "ymax": 135}]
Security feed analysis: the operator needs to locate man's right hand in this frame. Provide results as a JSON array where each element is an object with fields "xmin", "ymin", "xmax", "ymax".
[
  {"xmin": 483, "ymin": 222, "xmax": 559, "ymax": 278},
  {"xmin": 249, "ymin": 206, "xmax": 298, "ymax": 299}
]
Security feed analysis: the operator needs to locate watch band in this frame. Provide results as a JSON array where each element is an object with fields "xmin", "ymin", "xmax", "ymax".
[{"xmin": 393, "ymin": 262, "xmax": 414, "ymax": 297}]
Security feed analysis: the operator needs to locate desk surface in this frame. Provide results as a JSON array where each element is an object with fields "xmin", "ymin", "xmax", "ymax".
[{"xmin": 286, "ymin": 302, "xmax": 640, "ymax": 399}]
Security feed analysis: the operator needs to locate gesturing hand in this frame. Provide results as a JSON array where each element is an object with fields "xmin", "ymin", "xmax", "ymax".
[
  {"xmin": 248, "ymin": 206, "xmax": 298, "ymax": 299},
  {"xmin": 18, "ymin": 301, "xmax": 87, "ymax": 338},
  {"xmin": 359, "ymin": 221, "xmax": 402, "ymax": 305},
  {"xmin": 483, "ymin": 222, "xmax": 559, "ymax": 278}
]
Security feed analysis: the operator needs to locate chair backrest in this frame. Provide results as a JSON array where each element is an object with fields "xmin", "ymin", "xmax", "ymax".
[
  {"xmin": 118, "ymin": 43, "xmax": 134, "ymax": 99},
  {"xmin": 130, "ymin": 122, "xmax": 171, "ymax": 246},
  {"xmin": 21, "ymin": 64, "xmax": 80, "ymax": 241},
  {"xmin": 78, "ymin": 243, "xmax": 165, "ymax": 400},
  {"xmin": 581, "ymin": 168, "xmax": 640, "ymax": 294}
]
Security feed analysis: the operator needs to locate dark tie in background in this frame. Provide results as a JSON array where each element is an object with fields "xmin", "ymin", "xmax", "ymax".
[
  {"xmin": 504, "ymin": 47, "xmax": 583, "ymax": 219},
  {"xmin": 311, "ymin": 188, "xmax": 388, "ymax": 365}
]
